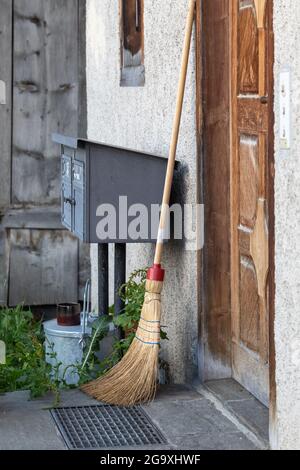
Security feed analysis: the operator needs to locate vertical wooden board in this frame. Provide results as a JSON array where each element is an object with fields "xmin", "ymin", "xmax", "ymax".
[
  {"xmin": 9, "ymin": 229, "xmax": 78, "ymax": 306},
  {"xmin": 196, "ymin": 0, "xmax": 204, "ymax": 379},
  {"xmin": 0, "ymin": 0, "xmax": 12, "ymax": 207},
  {"xmin": 0, "ymin": 227, "xmax": 10, "ymax": 306},
  {"xmin": 78, "ymin": 0, "xmax": 87, "ymax": 138},
  {"xmin": 202, "ymin": 0, "xmax": 232, "ymax": 378},
  {"xmin": 12, "ymin": 0, "xmax": 79, "ymax": 205},
  {"xmin": 254, "ymin": 0, "xmax": 267, "ymax": 29}
]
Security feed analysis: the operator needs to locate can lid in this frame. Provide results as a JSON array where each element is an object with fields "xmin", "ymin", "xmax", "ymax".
[
  {"xmin": 43, "ymin": 319, "xmax": 90, "ymax": 339},
  {"xmin": 43, "ymin": 318, "xmax": 116, "ymax": 338}
]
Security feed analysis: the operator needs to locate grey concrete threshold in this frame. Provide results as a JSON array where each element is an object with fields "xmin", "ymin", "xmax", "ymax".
[{"xmin": 193, "ymin": 379, "xmax": 269, "ymax": 449}]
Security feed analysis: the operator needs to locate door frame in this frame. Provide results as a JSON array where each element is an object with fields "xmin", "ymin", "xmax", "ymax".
[{"xmin": 196, "ymin": 0, "xmax": 276, "ymax": 429}]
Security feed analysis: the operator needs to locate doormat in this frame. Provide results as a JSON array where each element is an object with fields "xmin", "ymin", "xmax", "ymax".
[{"xmin": 50, "ymin": 405, "xmax": 167, "ymax": 449}]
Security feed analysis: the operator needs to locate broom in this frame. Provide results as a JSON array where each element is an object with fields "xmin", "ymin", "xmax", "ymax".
[{"xmin": 81, "ymin": 0, "xmax": 196, "ymax": 406}]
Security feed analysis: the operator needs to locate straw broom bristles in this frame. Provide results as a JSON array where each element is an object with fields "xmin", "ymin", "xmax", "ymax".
[{"xmin": 81, "ymin": 279, "xmax": 163, "ymax": 406}]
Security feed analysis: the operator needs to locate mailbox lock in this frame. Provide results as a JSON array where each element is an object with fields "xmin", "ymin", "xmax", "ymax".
[{"xmin": 64, "ymin": 197, "xmax": 76, "ymax": 206}]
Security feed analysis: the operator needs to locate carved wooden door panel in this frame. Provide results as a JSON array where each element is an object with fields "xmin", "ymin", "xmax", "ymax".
[{"xmin": 231, "ymin": 0, "xmax": 273, "ymax": 406}]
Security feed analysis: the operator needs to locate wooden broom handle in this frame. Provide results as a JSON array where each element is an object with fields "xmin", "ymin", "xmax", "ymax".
[{"xmin": 154, "ymin": 0, "xmax": 196, "ymax": 266}]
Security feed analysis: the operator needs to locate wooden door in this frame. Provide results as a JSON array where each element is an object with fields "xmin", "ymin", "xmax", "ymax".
[{"xmin": 231, "ymin": 0, "xmax": 273, "ymax": 406}]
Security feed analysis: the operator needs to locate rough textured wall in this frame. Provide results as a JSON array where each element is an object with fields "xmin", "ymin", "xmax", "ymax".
[
  {"xmin": 86, "ymin": 0, "xmax": 198, "ymax": 382},
  {"xmin": 273, "ymin": 0, "xmax": 300, "ymax": 450}
]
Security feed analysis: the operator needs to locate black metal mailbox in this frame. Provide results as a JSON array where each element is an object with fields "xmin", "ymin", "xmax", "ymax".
[{"xmin": 53, "ymin": 134, "xmax": 177, "ymax": 244}]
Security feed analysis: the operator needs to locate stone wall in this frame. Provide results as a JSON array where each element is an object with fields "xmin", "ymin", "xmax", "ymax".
[
  {"xmin": 86, "ymin": 0, "xmax": 199, "ymax": 382},
  {"xmin": 272, "ymin": 0, "xmax": 300, "ymax": 450}
]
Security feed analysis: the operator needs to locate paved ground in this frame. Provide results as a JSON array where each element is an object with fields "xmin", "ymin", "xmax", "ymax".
[{"xmin": 0, "ymin": 384, "xmax": 263, "ymax": 450}]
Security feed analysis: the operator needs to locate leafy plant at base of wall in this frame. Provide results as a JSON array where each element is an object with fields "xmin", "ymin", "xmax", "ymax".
[
  {"xmin": 0, "ymin": 269, "xmax": 170, "ymax": 397},
  {"xmin": 76, "ymin": 315, "xmax": 110, "ymax": 386},
  {"xmin": 76, "ymin": 269, "xmax": 169, "ymax": 385},
  {"xmin": 114, "ymin": 267, "xmax": 169, "ymax": 351},
  {"xmin": 112, "ymin": 268, "xmax": 148, "ymax": 361},
  {"xmin": 0, "ymin": 306, "xmax": 62, "ymax": 401}
]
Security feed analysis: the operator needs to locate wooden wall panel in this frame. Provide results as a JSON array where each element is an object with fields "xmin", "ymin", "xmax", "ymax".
[
  {"xmin": 12, "ymin": 0, "xmax": 79, "ymax": 205},
  {"xmin": 0, "ymin": 0, "xmax": 13, "ymax": 306},
  {"xmin": 78, "ymin": 0, "xmax": 87, "ymax": 138},
  {"xmin": 9, "ymin": 229, "xmax": 78, "ymax": 306},
  {"xmin": 0, "ymin": 0, "xmax": 12, "ymax": 208},
  {"xmin": 0, "ymin": 0, "xmax": 89, "ymax": 306}
]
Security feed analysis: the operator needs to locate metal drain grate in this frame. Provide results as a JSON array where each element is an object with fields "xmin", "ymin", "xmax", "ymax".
[{"xmin": 50, "ymin": 405, "xmax": 167, "ymax": 449}]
